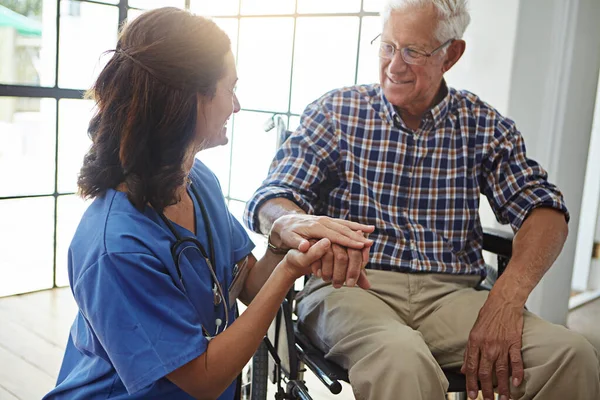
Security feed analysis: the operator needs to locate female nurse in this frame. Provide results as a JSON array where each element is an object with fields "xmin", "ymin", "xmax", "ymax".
[{"xmin": 43, "ymin": 7, "xmax": 373, "ymax": 400}]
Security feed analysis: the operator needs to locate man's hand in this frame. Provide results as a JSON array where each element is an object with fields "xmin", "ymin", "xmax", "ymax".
[
  {"xmin": 461, "ymin": 293, "xmax": 525, "ymax": 400},
  {"xmin": 260, "ymin": 201, "xmax": 375, "ymax": 289},
  {"xmin": 269, "ymin": 214, "xmax": 374, "ymax": 253},
  {"xmin": 310, "ymin": 242, "xmax": 372, "ymax": 289}
]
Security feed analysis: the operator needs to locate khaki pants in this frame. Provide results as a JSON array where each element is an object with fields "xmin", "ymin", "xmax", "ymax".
[{"xmin": 296, "ymin": 270, "xmax": 600, "ymax": 400}]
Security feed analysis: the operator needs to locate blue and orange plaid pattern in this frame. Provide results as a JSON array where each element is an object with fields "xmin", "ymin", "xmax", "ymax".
[{"xmin": 244, "ymin": 83, "xmax": 569, "ymax": 275}]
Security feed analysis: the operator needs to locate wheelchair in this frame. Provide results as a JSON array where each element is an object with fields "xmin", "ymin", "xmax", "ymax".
[{"xmin": 239, "ymin": 116, "xmax": 515, "ymax": 400}]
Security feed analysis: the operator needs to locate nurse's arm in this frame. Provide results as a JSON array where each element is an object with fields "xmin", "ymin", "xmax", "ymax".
[
  {"xmin": 166, "ymin": 239, "xmax": 330, "ymax": 400},
  {"xmin": 239, "ymin": 212, "xmax": 374, "ymax": 303},
  {"xmin": 238, "ymin": 250, "xmax": 284, "ymax": 305}
]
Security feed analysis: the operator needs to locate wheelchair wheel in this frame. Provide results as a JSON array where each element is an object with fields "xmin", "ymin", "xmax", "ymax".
[{"xmin": 241, "ymin": 341, "xmax": 269, "ymax": 400}]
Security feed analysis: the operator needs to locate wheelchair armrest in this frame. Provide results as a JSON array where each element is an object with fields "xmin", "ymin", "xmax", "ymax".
[{"xmin": 482, "ymin": 227, "xmax": 513, "ymax": 258}]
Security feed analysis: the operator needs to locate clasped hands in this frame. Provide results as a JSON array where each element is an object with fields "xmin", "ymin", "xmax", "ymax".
[{"xmin": 269, "ymin": 214, "xmax": 375, "ymax": 289}]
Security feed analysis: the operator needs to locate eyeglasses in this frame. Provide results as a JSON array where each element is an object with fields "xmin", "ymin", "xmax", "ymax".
[{"xmin": 371, "ymin": 34, "xmax": 454, "ymax": 66}]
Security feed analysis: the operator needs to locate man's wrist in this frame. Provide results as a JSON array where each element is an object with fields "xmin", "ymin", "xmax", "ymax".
[
  {"xmin": 267, "ymin": 234, "xmax": 290, "ymax": 255},
  {"xmin": 489, "ymin": 275, "xmax": 529, "ymax": 308},
  {"xmin": 267, "ymin": 217, "xmax": 288, "ymax": 250}
]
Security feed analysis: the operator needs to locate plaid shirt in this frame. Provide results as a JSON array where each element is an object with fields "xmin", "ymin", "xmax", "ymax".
[{"xmin": 244, "ymin": 83, "xmax": 569, "ymax": 275}]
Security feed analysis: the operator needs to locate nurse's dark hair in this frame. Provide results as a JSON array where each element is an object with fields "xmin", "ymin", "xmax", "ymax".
[{"xmin": 77, "ymin": 7, "xmax": 230, "ymax": 211}]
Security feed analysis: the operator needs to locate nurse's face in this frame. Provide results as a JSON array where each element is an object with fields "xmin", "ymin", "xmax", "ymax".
[{"xmin": 195, "ymin": 51, "xmax": 240, "ymax": 150}]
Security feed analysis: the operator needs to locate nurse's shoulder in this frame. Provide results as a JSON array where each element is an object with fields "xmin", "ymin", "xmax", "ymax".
[{"xmin": 69, "ymin": 189, "xmax": 170, "ymax": 283}]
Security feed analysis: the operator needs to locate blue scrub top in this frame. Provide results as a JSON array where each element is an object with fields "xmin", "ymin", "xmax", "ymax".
[{"xmin": 44, "ymin": 160, "xmax": 255, "ymax": 400}]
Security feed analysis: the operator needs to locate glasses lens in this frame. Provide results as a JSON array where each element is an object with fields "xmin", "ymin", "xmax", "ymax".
[
  {"xmin": 401, "ymin": 48, "xmax": 426, "ymax": 65},
  {"xmin": 379, "ymin": 43, "xmax": 394, "ymax": 59}
]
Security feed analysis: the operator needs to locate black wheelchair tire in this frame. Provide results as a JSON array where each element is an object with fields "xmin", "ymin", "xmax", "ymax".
[{"xmin": 241, "ymin": 341, "xmax": 269, "ymax": 400}]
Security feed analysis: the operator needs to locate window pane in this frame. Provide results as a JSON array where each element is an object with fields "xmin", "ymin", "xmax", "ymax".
[
  {"xmin": 58, "ymin": 99, "xmax": 94, "ymax": 193},
  {"xmin": 0, "ymin": 97, "xmax": 56, "ymax": 197},
  {"xmin": 128, "ymin": 0, "xmax": 185, "ymax": 9},
  {"xmin": 196, "ymin": 139, "xmax": 232, "ymax": 197},
  {"xmin": 58, "ymin": 1, "xmax": 118, "ymax": 90},
  {"xmin": 288, "ymin": 115, "xmax": 301, "ymax": 132},
  {"xmin": 127, "ymin": 8, "xmax": 144, "ymax": 22},
  {"xmin": 291, "ymin": 17, "xmax": 359, "ymax": 114},
  {"xmin": 56, "ymin": 195, "xmax": 90, "ymax": 287},
  {"xmin": 297, "ymin": 0, "xmax": 361, "ymax": 14},
  {"xmin": 0, "ymin": 197, "xmax": 54, "ymax": 296},
  {"xmin": 0, "ymin": 0, "xmax": 57, "ymax": 86},
  {"xmin": 356, "ymin": 17, "xmax": 381, "ymax": 85},
  {"xmin": 227, "ymin": 199, "xmax": 267, "ymax": 255},
  {"xmin": 229, "ymin": 111, "xmax": 278, "ymax": 201},
  {"xmin": 212, "ymin": 18, "xmax": 239, "ymax": 58},
  {"xmin": 241, "ymin": 0, "xmax": 295, "ymax": 15},
  {"xmin": 190, "ymin": 0, "xmax": 239, "ymax": 16},
  {"xmin": 236, "ymin": 18, "xmax": 294, "ymax": 112},
  {"xmin": 363, "ymin": 0, "xmax": 384, "ymax": 12}
]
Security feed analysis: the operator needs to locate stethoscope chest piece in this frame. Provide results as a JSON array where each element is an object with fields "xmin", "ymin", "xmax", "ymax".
[{"xmin": 212, "ymin": 283, "xmax": 223, "ymax": 305}]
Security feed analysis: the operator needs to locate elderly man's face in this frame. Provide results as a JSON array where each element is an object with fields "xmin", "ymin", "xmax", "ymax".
[{"xmin": 379, "ymin": 5, "xmax": 451, "ymax": 112}]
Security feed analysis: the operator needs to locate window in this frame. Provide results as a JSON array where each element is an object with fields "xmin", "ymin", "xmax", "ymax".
[{"xmin": 0, "ymin": 0, "xmax": 380, "ymax": 296}]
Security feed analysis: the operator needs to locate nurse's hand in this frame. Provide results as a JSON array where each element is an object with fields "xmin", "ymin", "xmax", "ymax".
[{"xmin": 279, "ymin": 238, "xmax": 333, "ymax": 281}]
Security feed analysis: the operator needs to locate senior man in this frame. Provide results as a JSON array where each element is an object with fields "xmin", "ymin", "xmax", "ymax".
[{"xmin": 244, "ymin": 0, "xmax": 600, "ymax": 399}]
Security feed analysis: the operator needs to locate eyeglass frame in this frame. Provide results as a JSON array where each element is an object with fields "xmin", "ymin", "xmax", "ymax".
[{"xmin": 370, "ymin": 34, "xmax": 454, "ymax": 65}]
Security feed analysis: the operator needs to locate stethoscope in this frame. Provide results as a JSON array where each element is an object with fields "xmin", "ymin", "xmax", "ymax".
[{"xmin": 155, "ymin": 182, "xmax": 229, "ymax": 340}]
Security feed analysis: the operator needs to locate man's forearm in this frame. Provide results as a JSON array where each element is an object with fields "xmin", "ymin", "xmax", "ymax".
[
  {"xmin": 490, "ymin": 207, "xmax": 569, "ymax": 306},
  {"xmin": 257, "ymin": 197, "xmax": 306, "ymax": 235}
]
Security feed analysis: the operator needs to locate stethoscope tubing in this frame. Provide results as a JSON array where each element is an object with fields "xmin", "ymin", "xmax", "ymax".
[{"xmin": 155, "ymin": 182, "xmax": 229, "ymax": 338}]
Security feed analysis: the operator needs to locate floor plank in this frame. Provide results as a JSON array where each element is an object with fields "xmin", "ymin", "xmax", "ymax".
[
  {"xmin": 567, "ymin": 297, "xmax": 600, "ymax": 351},
  {"xmin": 0, "ymin": 291, "xmax": 76, "ymax": 348},
  {"xmin": 0, "ymin": 385, "xmax": 19, "ymax": 400},
  {"xmin": 0, "ymin": 345, "xmax": 55, "ymax": 400},
  {"xmin": 0, "ymin": 316, "xmax": 64, "ymax": 377}
]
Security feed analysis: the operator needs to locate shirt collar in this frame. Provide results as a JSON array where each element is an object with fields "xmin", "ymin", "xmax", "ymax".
[
  {"xmin": 427, "ymin": 80, "xmax": 452, "ymax": 129},
  {"xmin": 378, "ymin": 79, "xmax": 454, "ymax": 132},
  {"xmin": 378, "ymin": 85, "xmax": 398, "ymax": 127}
]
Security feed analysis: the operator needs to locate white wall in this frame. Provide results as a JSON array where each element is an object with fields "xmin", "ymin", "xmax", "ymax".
[
  {"xmin": 572, "ymin": 73, "xmax": 600, "ymax": 292},
  {"xmin": 507, "ymin": 0, "xmax": 600, "ymax": 324},
  {"xmin": 445, "ymin": 0, "xmax": 520, "ymax": 115}
]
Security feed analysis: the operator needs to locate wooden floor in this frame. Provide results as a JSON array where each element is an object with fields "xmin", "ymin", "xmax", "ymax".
[
  {"xmin": 0, "ymin": 289, "xmax": 77, "ymax": 400},
  {"xmin": 0, "ymin": 288, "xmax": 598, "ymax": 400}
]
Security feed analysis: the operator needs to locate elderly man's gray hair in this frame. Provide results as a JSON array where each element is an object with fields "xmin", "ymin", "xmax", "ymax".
[{"xmin": 382, "ymin": 0, "xmax": 471, "ymax": 43}]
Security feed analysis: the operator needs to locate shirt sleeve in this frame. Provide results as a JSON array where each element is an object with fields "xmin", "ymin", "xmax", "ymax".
[
  {"xmin": 244, "ymin": 100, "xmax": 339, "ymax": 233},
  {"xmin": 480, "ymin": 120, "xmax": 569, "ymax": 232},
  {"xmin": 73, "ymin": 252, "xmax": 208, "ymax": 395},
  {"xmin": 228, "ymin": 209, "xmax": 255, "ymax": 263}
]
